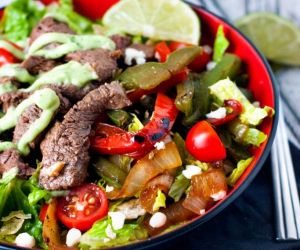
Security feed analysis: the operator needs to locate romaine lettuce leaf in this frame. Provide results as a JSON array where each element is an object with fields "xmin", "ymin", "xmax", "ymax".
[
  {"xmin": 213, "ymin": 25, "xmax": 229, "ymax": 63},
  {"xmin": 0, "ymin": 0, "xmax": 45, "ymax": 42},
  {"xmin": 168, "ymin": 173, "xmax": 190, "ymax": 202},
  {"xmin": 152, "ymin": 190, "xmax": 166, "ymax": 212},
  {"xmin": 209, "ymin": 78, "xmax": 274, "ymax": 126},
  {"xmin": 128, "ymin": 114, "xmax": 144, "ymax": 132},
  {"xmin": 227, "ymin": 157, "xmax": 254, "ymax": 186},
  {"xmin": 80, "ymin": 218, "xmax": 147, "ymax": 249}
]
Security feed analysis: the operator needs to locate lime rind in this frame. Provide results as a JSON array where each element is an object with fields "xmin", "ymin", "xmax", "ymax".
[
  {"xmin": 236, "ymin": 12, "xmax": 300, "ymax": 66},
  {"xmin": 102, "ymin": 0, "xmax": 200, "ymax": 45}
]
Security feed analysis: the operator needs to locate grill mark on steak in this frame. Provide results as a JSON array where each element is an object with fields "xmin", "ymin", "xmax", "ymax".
[
  {"xmin": 0, "ymin": 148, "xmax": 34, "ymax": 178},
  {"xmin": 39, "ymin": 81, "xmax": 131, "ymax": 190},
  {"xmin": 65, "ymin": 48, "xmax": 119, "ymax": 82}
]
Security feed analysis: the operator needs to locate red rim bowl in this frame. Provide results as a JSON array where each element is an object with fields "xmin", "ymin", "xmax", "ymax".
[{"xmin": 0, "ymin": 4, "xmax": 279, "ymax": 250}]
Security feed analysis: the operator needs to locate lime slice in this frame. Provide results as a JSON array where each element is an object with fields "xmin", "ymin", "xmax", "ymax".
[
  {"xmin": 236, "ymin": 12, "xmax": 300, "ymax": 66},
  {"xmin": 102, "ymin": 0, "xmax": 200, "ymax": 45}
]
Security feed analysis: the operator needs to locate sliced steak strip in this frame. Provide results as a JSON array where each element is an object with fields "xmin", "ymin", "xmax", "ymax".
[
  {"xmin": 0, "ymin": 91, "xmax": 30, "ymax": 113},
  {"xmin": 110, "ymin": 34, "xmax": 131, "ymax": 50},
  {"xmin": 39, "ymin": 82, "xmax": 131, "ymax": 190},
  {"xmin": 22, "ymin": 56, "xmax": 60, "ymax": 75},
  {"xmin": 30, "ymin": 17, "xmax": 75, "ymax": 44},
  {"xmin": 65, "ymin": 48, "xmax": 119, "ymax": 82},
  {"xmin": 128, "ymin": 43, "xmax": 155, "ymax": 60},
  {"xmin": 0, "ymin": 148, "xmax": 34, "ymax": 178}
]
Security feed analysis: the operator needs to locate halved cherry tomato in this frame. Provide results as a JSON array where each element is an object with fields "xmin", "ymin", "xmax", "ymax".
[
  {"xmin": 73, "ymin": 0, "xmax": 119, "ymax": 20},
  {"xmin": 169, "ymin": 41, "xmax": 211, "ymax": 72},
  {"xmin": 186, "ymin": 121, "xmax": 226, "ymax": 162},
  {"xmin": 0, "ymin": 48, "xmax": 19, "ymax": 67},
  {"xmin": 207, "ymin": 99, "xmax": 243, "ymax": 126},
  {"xmin": 39, "ymin": 204, "xmax": 49, "ymax": 222},
  {"xmin": 155, "ymin": 42, "xmax": 171, "ymax": 62},
  {"xmin": 56, "ymin": 183, "xmax": 108, "ymax": 231}
]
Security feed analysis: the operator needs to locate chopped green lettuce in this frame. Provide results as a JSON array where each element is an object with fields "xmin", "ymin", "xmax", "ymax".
[
  {"xmin": 0, "ymin": 0, "xmax": 45, "ymax": 42},
  {"xmin": 152, "ymin": 190, "xmax": 166, "ymax": 211},
  {"xmin": 213, "ymin": 25, "xmax": 229, "ymax": 62},
  {"xmin": 209, "ymin": 78, "xmax": 274, "ymax": 126},
  {"xmin": 227, "ymin": 157, "xmax": 254, "ymax": 186},
  {"xmin": 0, "ymin": 211, "xmax": 31, "ymax": 235},
  {"xmin": 80, "ymin": 218, "xmax": 148, "ymax": 249},
  {"xmin": 168, "ymin": 173, "xmax": 190, "ymax": 202},
  {"xmin": 46, "ymin": 0, "xmax": 92, "ymax": 34}
]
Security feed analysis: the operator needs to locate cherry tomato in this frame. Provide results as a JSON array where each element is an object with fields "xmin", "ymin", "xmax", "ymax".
[
  {"xmin": 40, "ymin": 0, "xmax": 58, "ymax": 5},
  {"xmin": 185, "ymin": 121, "xmax": 226, "ymax": 162},
  {"xmin": 57, "ymin": 183, "xmax": 108, "ymax": 231},
  {"xmin": 73, "ymin": 0, "xmax": 119, "ymax": 20},
  {"xmin": 169, "ymin": 41, "xmax": 211, "ymax": 72},
  {"xmin": 155, "ymin": 42, "xmax": 171, "ymax": 62},
  {"xmin": 39, "ymin": 204, "xmax": 49, "ymax": 222},
  {"xmin": 0, "ymin": 48, "xmax": 19, "ymax": 67}
]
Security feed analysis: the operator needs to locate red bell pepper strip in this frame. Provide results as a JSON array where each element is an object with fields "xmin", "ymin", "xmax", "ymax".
[
  {"xmin": 206, "ymin": 99, "xmax": 243, "ymax": 126},
  {"xmin": 155, "ymin": 41, "xmax": 171, "ymax": 62},
  {"xmin": 0, "ymin": 48, "xmax": 20, "ymax": 67},
  {"xmin": 91, "ymin": 92, "xmax": 178, "ymax": 158}
]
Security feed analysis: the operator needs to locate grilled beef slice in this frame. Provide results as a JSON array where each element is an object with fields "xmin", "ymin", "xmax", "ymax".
[
  {"xmin": 22, "ymin": 56, "xmax": 60, "ymax": 75},
  {"xmin": 39, "ymin": 82, "xmax": 131, "ymax": 190},
  {"xmin": 65, "ymin": 48, "xmax": 119, "ymax": 81},
  {"xmin": 0, "ymin": 91, "xmax": 30, "ymax": 113},
  {"xmin": 110, "ymin": 34, "xmax": 132, "ymax": 50},
  {"xmin": 128, "ymin": 43, "xmax": 155, "ymax": 60},
  {"xmin": 0, "ymin": 148, "xmax": 34, "ymax": 178},
  {"xmin": 30, "ymin": 17, "xmax": 75, "ymax": 44}
]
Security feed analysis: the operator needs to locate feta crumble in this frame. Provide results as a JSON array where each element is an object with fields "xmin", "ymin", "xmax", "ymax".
[
  {"xmin": 66, "ymin": 228, "xmax": 81, "ymax": 247},
  {"xmin": 105, "ymin": 224, "xmax": 116, "ymax": 239},
  {"xmin": 108, "ymin": 211, "xmax": 126, "ymax": 230},
  {"xmin": 154, "ymin": 141, "xmax": 166, "ymax": 150},
  {"xmin": 105, "ymin": 185, "xmax": 114, "ymax": 192},
  {"xmin": 124, "ymin": 48, "xmax": 146, "ymax": 66},
  {"xmin": 199, "ymin": 209, "xmax": 206, "ymax": 215},
  {"xmin": 206, "ymin": 61, "xmax": 217, "ymax": 71},
  {"xmin": 206, "ymin": 107, "xmax": 227, "ymax": 119},
  {"xmin": 182, "ymin": 165, "xmax": 202, "ymax": 179},
  {"xmin": 15, "ymin": 233, "xmax": 35, "ymax": 248},
  {"xmin": 149, "ymin": 212, "xmax": 167, "ymax": 228},
  {"xmin": 210, "ymin": 190, "xmax": 227, "ymax": 201}
]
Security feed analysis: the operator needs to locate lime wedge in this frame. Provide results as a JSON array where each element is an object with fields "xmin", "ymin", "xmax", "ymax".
[
  {"xmin": 102, "ymin": 0, "xmax": 200, "ymax": 45},
  {"xmin": 236, "ymin": 12, "xmax": 300, "ymax": 66}
]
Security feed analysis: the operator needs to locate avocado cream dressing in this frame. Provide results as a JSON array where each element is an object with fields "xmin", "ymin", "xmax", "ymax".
[
  {"xmin": 0, "ymin": 88, "xmax": 60, "ymax": 155},
  {"xmin": 0, "ymin": 40, "xmax": 25, "ymax": 60},
  {"xmin": 24, "ymin": 61, "xmax": 98, "ymax": 92},
  {"xmin": 0, "ymin": 64, "xmax": 36, "ymax": 83},
  {"xmin": 0, "ymin": 141, "xmax": 16, "ymax": 152},
  {"xmin": 27, "ymin": 32, "xmax": 116, "ymax": 59},
  {"xmin": 0, "ymin": 82, "xmax": 17, "ymax": 95}
]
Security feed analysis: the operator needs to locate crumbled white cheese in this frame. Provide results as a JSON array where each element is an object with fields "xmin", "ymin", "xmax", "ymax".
[
  {"xmin": 206, "ymin": 107, "xmax": 227, "ymax": 119},
  {"xmin": 108, "ymin": 212, "xmax": 126, "ymax": 230},
  {"xmin": 182, "ymin": 165, "xmax": 202, "ymax": 179},
  {"xmin": 143, "ymin": 25, "xmax": 155, "ymax": 37},
  {"xmin": 252, "ymin": 101, "xmax": 260, "ymax": 108},
  {"xmin": 105, "ymin": 185, "xmax": 114, "ymax": 192},
  {"xmin": 210, "ymin": 190, "xmax": 227, "ymax": 201},
  {"xmin": 154, "ymin": 141, "xmax": 166, "ymax": 150},
  {"xmin": 66, "ymin": 228, "xmax": 82, "ymax": 247},
  {"xmin": 155, "ymin": 51, "xmax": 161, "ymax": 61},
  {"xmin": 105, "ymin": 224, "xmax": 116, "ymax": 239},
  {"xmin": 202, "ymin": 45, "xmax": 212, "ymax": 54},
  {"xmin": 206, "ymin": 61, "xmax": 217, "ymax": 71},
  {"xmin": 125, "ymin": 48, "xmax": 146, "ymax": 66},
  {"xmin": 15, "ymin": 232, "xmax": 36, "ymax": 248},
  {"xmin": 149, "ymin": 212, "xmax": 167, "ymax": 228},
  {"xmin": 199, "ymin": 209, "xmax": 206, "ymax": 215}
]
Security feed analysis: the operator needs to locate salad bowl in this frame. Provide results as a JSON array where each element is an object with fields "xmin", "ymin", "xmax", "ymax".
[{"xmin": 0, "ymin": 2, "xmax": 278, "ymax": 250}]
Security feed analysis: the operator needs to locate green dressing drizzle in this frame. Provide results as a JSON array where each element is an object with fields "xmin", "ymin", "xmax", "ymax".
[
  {"xmin": 0, "ymin": 64, "xmax": 36, "ymax": 83},
  {"xmin": 0, "ymin": 40, "xmax": 25, "ymax": 60},
  {"xmin": 23, "ymin": 61, "xmax": 98, "ymax": 92},
  {"xmin": 27, "ymin": 32, "xmax": 116, "ymax": 59},
  {"xmin": 0, "ymin": 88, "xmax": 60, "ymax": 155},
  {"xmin": 0, "ymin": 82, "xmax": 17, "ymax": 95},
  {"xmin": 0, "ymin": 141, "xmax": 16, "ymax": 152}
]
